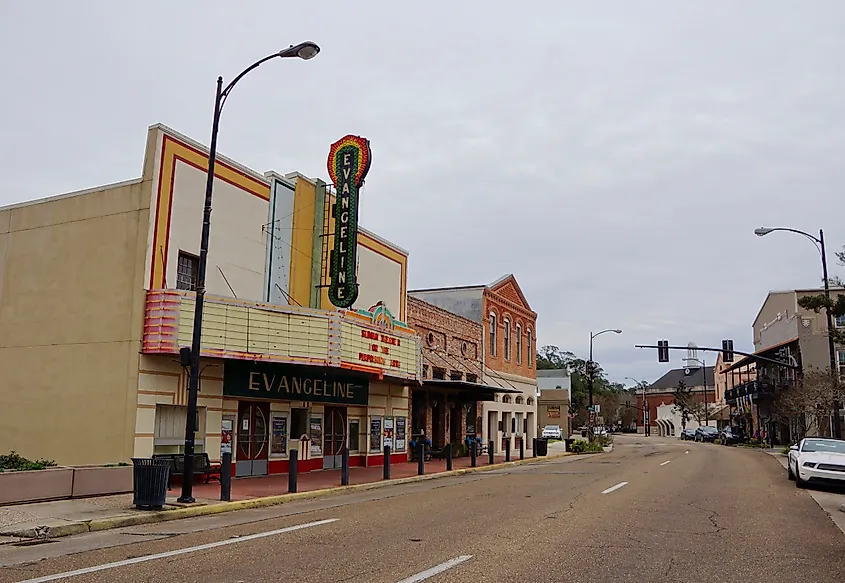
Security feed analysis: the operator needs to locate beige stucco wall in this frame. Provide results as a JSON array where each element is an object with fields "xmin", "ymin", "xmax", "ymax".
[
  {"xmin": 354, "ymin": 244, "xmax": 403, "ymax": 319},
  {"xmin": 0, "ymin": 179, "xmax": 151, "ymax": 465},
  {"xmin": 165, "ymin": 163, "xmax": 269, "ymax": 301}
]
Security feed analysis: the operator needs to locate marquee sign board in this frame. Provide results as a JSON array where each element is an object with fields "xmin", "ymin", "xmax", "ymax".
[{"xmin": 327, "ymin": 135, "xmax": 371, "ymax": 308}]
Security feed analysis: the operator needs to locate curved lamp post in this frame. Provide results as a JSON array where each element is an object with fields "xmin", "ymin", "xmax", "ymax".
[
  {"xmin": 625, "ymin": 376, "xmax": 649, "ymax": 436},
  {"xmin": 179, "ymin": 42, "xmax": 321, "ymax": 503},
  {"xmin": 754, "ymin": 226, "xmax": 840, "ymax": 439},
  {"xmin": 587, "ymin": 329, "xmax": 622, "ymax": 440}
]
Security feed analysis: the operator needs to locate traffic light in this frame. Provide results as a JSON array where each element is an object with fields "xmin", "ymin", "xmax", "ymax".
[
  {"xmin": 657, "ymin": 340, "xmax": 670, "ymax": 363},
  {"xmin": 722, "ymin": 339, "xmax": 734, "ymax": 362}
]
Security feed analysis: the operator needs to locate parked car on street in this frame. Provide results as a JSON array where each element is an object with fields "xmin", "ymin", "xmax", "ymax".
[
  {"xmin": 719, "ymin": 426, "xmax": 745, "ymax": 445},
  {"xmin": 541, "ymin": 425, "xmax": 563, "ymax": 440},
  {"xmin": 787, "ymin": 437, "xmax": 845, "ymax": 488},
  {"xmin": 680, "ymin": 429, "xmax": 696, "ymax": 441},
  {"xmin": 694, "ymin": 426, "xmax": 719, "ymax": 442}
]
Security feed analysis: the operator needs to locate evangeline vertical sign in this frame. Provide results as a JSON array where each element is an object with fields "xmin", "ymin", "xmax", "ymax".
[{"xmin": 327, "ymin": 135, "xmax": 372, "ymax": 308}]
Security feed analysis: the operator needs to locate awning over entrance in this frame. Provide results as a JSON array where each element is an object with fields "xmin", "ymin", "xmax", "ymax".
[{"xmin": 417, "ymin": 379, "xmax": 522, "ymax": 402}]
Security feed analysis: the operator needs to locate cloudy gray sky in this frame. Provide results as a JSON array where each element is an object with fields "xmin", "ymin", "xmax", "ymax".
[{"xmin": 1, "ymin": 1, "xmax": 843, "ymax": 385}]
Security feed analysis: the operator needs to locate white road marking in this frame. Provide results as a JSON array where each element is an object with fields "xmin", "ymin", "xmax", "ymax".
[
  {"xmin": 601, "ymin": 481, "xmax": 629, "ymax": 494},
  {"xmin": 396, "ymin": 555, "xmax": 473, "ymax": 582},
  {"xmin": 685, "ymin": 451, "xmax": 689, "ymax": 454},
  {"xmin": 14, "ymin": 518, "xmax": 339, "ymax": 583},
  {"xmin": 660, "ymin": 460, "xmax": 672, "ymax": 466}
]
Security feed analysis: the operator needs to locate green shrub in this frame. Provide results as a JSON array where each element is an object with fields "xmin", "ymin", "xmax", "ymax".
[
  {"xmin": 780, "ymin": 447, "xmax": 791, "ymax": 455},
  {"xmin": 0, "ymin": 451, "xmax": 57, "ymax": 472},
  {"xmin": 569, "ymin": 439, "xmax": 604, "ymax": 453}
]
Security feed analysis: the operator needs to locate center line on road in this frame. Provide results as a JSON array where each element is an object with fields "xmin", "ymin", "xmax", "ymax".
[
  {"xmin": 660, "ymin": 460, "xmax": 672, "ymax": 466},
  {"xmin": 397, "ymin": 555, "xmax": 473, "ymax": 582},
  {"xmin": 601, "ymin": 481, "xmax": 628, "ymax": 494},
  {"xmin": 14, "ymin": 518, "xmax": 339, "ymax": 583}
]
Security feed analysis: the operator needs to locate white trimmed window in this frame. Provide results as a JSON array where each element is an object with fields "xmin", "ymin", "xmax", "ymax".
[
  {"xmin": 176, "ymin": 252, "xmax": 199, "ymax": 291},
  {"xmin": 527, "ymin": 328, "xmax": 533, "ymax": 366},
  {"xmin": 516, "ymin": 323, "xmax": 523, "ymax": 364},
  {"xmin": 489, "ymin": 313, "xmax": 497, "ymax": 357},
  {"xmin": 503, "ymin": 318, "xmax": 511, "ymax": 361},
  {"xmin": 836, "ymin": 314, "xmax": 845, "ymax": 328}
]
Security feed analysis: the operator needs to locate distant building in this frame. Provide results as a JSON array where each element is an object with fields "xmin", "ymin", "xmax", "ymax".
[
  {"xmin": 537, "ymin": 369, "xmax": 572, "ymax": 437},
  {"xmin": 637, "ymin": 365, "xmax": 717, "ymax": 436}
]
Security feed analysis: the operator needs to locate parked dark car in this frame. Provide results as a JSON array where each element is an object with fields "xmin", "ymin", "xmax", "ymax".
[
  {"xmin": 720, "ymin": 426, "xmax": 745, "ymax": 445},
  {"xmin": 694, "ymin": 426, "xmax": 719, "ymax": 443},
  {"xmin": 680, "ymin": 429, "xmax": 696, "ymax": 441}
]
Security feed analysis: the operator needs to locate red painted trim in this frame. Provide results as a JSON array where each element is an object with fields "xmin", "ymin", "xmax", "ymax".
[
  {"xmin": 169, "ymin": 136, "xmax": 269, "ymax": 195},
  {"xmin": 159, "ymin": 157, "xmax": 177, "ymax": 288},
  {"xmin": 364, "ymin": 453, "xmax": 406, "ymax": 467},
  {"xmin": 149, "ymin": 137, "xmax": 169, "ymax": 289},
  {"xmin": 174, "ymin": 154, "xmax": 268, "ymax": 202}
]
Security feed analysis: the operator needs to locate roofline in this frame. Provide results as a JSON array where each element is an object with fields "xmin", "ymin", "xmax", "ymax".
[
  {"xmin": 752, "ymin": 290, "xmax": 792, "ymax": 328},
  {"xmin": 150, "ymin": 123, "xmax": 270, "ymax": 186},
  {"xmin": 408, "ymin": 285, "xmax": 487, "ymax": 294},
  {"xmin": 0, "ymin": 178, "xmax": 144, "ymax": 213},
  {"xmin": 407, "ymin": 295, "xmax": 483, "ymax": 331}
]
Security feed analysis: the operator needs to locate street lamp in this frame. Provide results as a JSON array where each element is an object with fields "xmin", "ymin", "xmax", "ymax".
[
  {"xmin": 588, "ymin": 329, "xmax": 622, "ymax": 440},
  {"xmin": 754, "ymin": 225, "xmax": 840, "ymax": 439},
  {"xmin": 178, "ymin": 42, "xmax": 321, "ymax": 504},
  {"xmin": 625, "ymin": 376, "xmax": 649, "ymax": 436}
]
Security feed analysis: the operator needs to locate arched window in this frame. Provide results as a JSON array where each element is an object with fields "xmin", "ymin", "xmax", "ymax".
[
  {"xmin": 515, "ymin": 396, "xmax": 524, "ymax": 404},
  {"xmin": 489, "ymin": 312, "xmax": 497, "ymax": 357},
  {"xmin": 527, "ymin": 397, "xmax": 535, "ymax": 406},
  {"xmin": 527, "ymin": 328, "xmax": 533, "ymax": 366},
  {"xmin": 503, "ymin": 394, "xmax": 512, "ymax": 404},
  {"xmin": 516, "ymin": 323, "xmax": 522, "ymax": 364},
  {"xmin": 503, "ymin": 317, "xmax": 511, "ymax": 361}
]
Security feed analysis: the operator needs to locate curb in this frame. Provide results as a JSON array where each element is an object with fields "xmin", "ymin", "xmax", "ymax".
[{"xmin": 2, "ymin": 452, "xmax": 573, "ymax": 539}]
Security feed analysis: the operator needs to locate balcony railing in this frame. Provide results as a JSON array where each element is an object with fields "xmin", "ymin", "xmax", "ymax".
[{"xmin": 142, "ymin": 290, "xmax": 421, "ymax": 381}]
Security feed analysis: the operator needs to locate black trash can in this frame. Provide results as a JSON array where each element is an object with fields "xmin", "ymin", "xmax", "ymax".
[
  {"xmin": 132, "ymin": 458, "xmax": 170, "ymax": 510},
  {"xmin": 536, "ymin": 438, "xmax": 549, "ymax": 457},
  {"xmin": 564, "ymin": 438, "xmax": 575, "ymax": 452}
]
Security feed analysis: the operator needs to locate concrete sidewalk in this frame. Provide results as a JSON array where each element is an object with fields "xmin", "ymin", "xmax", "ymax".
[{"xmin": 0, "ymin": 452, "xmax": 564, "ymax": 540}]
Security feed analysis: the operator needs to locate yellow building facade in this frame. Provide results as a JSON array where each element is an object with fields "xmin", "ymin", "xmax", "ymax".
[{"xmin": 0, "ymin": 124, "xmax": 419, "ymax": 473}]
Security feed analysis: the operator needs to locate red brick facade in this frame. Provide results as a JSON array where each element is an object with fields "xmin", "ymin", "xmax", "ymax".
[
  {"xmin": 482, "ymin": 276, "xmax": 537, "ymax": 378},
  {"xmin": 407, "ymin": 296, "xmax": 483, "ymax": 382},
  {"xmin": 406, "ymin": 296, "xmax": 484, "ymax": 455}
]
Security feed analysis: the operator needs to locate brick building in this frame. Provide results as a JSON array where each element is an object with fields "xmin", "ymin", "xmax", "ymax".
[
  {"xmin": 409, "ymin": 274, "xmax": 538, "ymax": 455},
  {"xmin": 406, "ymin": 296, "xmax": 511, "ymax": 457},
  {"xmin": 637, "ymin": 365, "xmax": 717, "ymax": 435}
]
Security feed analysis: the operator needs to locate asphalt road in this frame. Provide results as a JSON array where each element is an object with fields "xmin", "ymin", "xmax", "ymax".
[{"xmin": 2, "ymin": 434, "xmax": 845, "ymax": 583}]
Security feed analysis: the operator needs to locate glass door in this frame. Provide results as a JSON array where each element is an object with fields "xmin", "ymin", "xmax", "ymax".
[
  {"xmin": 236, "ymin": 401, "xmax": 270, "ymax": 477},
  {"xmin": 322, "ymin": 407, "xmax": 347, "ymax": 469}
]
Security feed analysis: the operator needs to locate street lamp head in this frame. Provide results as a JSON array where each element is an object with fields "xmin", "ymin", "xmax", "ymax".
[
  {"xmin": 612, "ymin": 329, "xmax": 622, "ymax": 334},
  {"xmin": 754, "ymin": 227, "xmax": 774, "ymax": 237},
  {"xmin": 279, "ymin": 41, "xmax": 321, "ymax": 60}
]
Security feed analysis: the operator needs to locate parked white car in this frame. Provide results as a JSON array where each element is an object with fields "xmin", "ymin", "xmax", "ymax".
[
  {"xmin": 787, "ymin": 437, "xmax": 845, "ymax": 487},
  {"xmin": 541, "ymin": 425, "xmax": 563, "ymax": 439}
]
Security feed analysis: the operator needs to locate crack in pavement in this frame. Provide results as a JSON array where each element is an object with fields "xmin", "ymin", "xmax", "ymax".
[
  {"xmin": 544, "ymin": 493, "xmax": 584, "ymax": 520},
  {"xmin": 685, "ymin": 501, "xmax": 725, "ymax": 533}
]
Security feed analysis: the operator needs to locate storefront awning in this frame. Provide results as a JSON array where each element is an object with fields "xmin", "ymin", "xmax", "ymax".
[{"xmin": 418, "ymin": 379, "xmax": 522, "ymax": 402}]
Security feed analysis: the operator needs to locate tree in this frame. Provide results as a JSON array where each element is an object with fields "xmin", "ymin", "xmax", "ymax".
[
  {"xmin": 797, "ymin": 244, "xmax": 845, "ymax": 344},
  {"xmin": 775, "ymin": 368, "xmax": 845, "ymax": 439},
  {"xmin": 673, "ymin": 380, "xmax": 694, "ymax": 430}
]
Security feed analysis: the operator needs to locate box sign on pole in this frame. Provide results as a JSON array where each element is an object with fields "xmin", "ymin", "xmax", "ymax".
[{"xmin": 327, "ymin": 135, "xmax": 372, "ymax": 308}]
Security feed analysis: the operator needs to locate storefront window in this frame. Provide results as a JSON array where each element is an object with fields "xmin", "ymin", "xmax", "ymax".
[
  {"xmin": 153, "ymin": 404, "xmax": 205, "ymax": 455},
  {"xmin": 348, "ymin": 419, "xmax": 361, "ymax": 452},
  {"xmin": 370, "ymin": 416, "xmax": 382, "ymax": 452},
  {"xmin": 309, "ymin": 416, "xmax": 323, "ymax": 457},
  {"xmin": 270, "ymin": 414, "xmax": 288, "ymax": 456},
  {"xmin": 395, "ymin": 416, "xmax": 406, "ymax": 452},
  {"xmin": 290, "ymin": 408, "xmax": 307, "ymax": 440}
]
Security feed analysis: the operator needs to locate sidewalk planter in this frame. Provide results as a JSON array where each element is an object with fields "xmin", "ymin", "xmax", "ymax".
[
  {"xmin": 71, "ymin": 464, "xmax": 133, "ymax": 498},
  {"xmin": 0, "ymin": 466, "xmax": 73, "ymax": 506}
]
